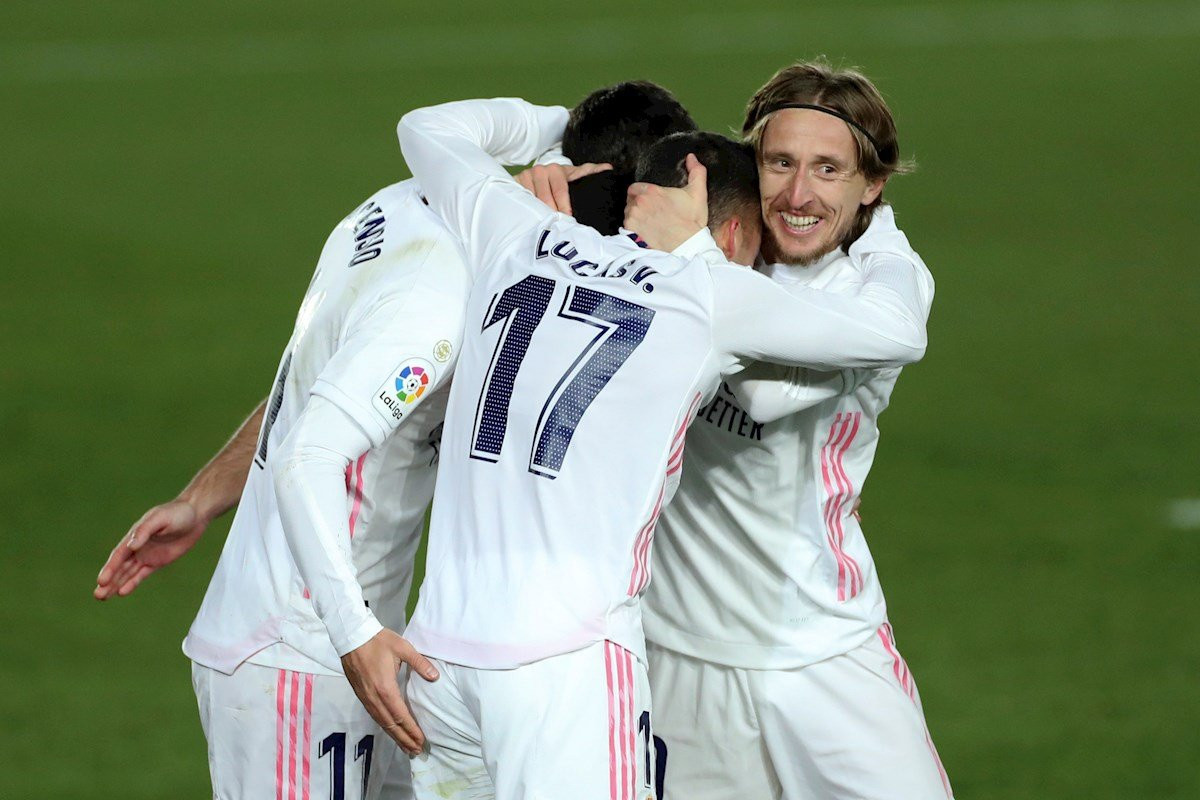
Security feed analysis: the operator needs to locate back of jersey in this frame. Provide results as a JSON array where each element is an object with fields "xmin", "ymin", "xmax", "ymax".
[
  {"xmin": 406, "ymin": 216, "xmax": 719, "ymax": 668},
  {"xmin": 185, "ymin": 180, "xmax": 465, "ymax": 676}
]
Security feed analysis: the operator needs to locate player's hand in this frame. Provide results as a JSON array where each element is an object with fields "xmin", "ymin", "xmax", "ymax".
[
  {"xmin": 625, "ymin": 153, "xmax": 709, "ymax": 251},
  {"xmin": 94, "ymin": 499, "xmax": 209, "ymax": 600},
  {"xmin": 341, "ymin": 628, "xmax": 439, "ymax": 756},
  {"xmin": 516, "ymin": 162, "xmax": 613, "ymax": 215}
]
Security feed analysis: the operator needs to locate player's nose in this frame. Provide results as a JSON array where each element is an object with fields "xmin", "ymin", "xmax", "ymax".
[{"xmin": 786, "ymin": 172, "xmax": 815, "ymax": 208}]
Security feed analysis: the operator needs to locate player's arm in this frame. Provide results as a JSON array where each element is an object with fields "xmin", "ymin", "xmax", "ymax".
[
  {"xmin": 271, "ymin": 395, "xmax": 438, "ymax": 756},
  {"xmin": 94, "ymin": 399, "xmax": 266, "ymax": 600},
  {"xmin": 728, "ymin": 363, "xmax": 852, "ymax": 423},
  {"xmin": 707, "ymin": 256, "xmax": 928, "ymax": 371},
  {"xmin": 396, "ymin": 97, "xmax": 570, "ymax": 269},
  {"xmin": 630, "ymin": 159, "xmax": 930, "ymax": 369}
]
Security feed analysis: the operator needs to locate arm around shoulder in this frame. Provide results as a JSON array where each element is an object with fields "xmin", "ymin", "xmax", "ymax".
[{"xmin": 710, "ymin": 262, "xmax": 927, "ymax": 372}]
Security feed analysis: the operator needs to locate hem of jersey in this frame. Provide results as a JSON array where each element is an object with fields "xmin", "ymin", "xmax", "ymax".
[
  {"xmin": 183, "ymin": 618, "xmax": 348, "ymax": 678},
  {"xmin": 246, "ymin": 641, "xmax": 343, "ymax": 677},
  {"xmin": 642, "ymin": 610, "xmax": 884, "ymax": 670},
  {"xmin": 405, "ymin": 626, "xmax": 645, "ymax": 670}
]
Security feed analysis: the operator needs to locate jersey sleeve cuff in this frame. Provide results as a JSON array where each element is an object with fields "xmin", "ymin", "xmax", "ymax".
[
  {"xmin": 534, "ymin": 144, "xmax": 572, "ymax": 167},
  {"xmin": 331, "ymin": 614, "xmax": 385, "ymax": 658}
]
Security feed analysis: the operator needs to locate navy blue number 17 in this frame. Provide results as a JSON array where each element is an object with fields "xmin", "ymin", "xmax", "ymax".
[{"xmin": 470, "ymin": 276, "xmax": 655, "ymax": 478}]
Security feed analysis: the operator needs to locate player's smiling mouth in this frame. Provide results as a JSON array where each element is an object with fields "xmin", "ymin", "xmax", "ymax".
[{"xmin": 779, "ymin": 211, "xmax": 821, "ymax": 235}]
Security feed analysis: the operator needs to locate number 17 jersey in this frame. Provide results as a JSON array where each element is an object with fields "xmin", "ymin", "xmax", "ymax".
[
  {"xmin": 396, "ymin": 98, "xmax": 930, "ymax": 670},
  {"xmin": 406, "ymin": 218, "xmax": 716, "ymax": 669}
]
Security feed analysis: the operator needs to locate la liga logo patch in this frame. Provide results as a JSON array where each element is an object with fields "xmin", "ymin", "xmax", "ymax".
[
  {"xmin": 395, "ymin": 363, "xmax": 430, "ymax": 403},
  {"xmin": 373, "ymin": 358, "xmax": 435, "ymax": 426}
]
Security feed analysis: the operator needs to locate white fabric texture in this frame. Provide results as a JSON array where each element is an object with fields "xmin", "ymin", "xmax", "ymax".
[{"xmin": 184, "ymin": 180, "xmax": 468, "ymax": 675}]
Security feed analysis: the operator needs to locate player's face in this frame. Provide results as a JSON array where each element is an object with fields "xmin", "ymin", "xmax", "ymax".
[{"xmin": 757, "ymin": 109, "xmax": 884, "ymax": 266}]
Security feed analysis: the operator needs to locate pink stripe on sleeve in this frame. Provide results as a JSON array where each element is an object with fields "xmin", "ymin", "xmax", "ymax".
[{"xmin": 347, "ymin": 453, "xmax": 367, "ymax": 539}]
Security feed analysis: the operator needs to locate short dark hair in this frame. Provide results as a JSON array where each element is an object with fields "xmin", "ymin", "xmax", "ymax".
[
  {"xmin": 635, "ymin": 131, "xmax": 760, "ymax": 228},
  {"xmin": 565, "ymin": 171, "xmax": 627, "ymax": 236},
  {"xmin": 564, "ymin": 81, "xmax": 697, "ymax": 175}
]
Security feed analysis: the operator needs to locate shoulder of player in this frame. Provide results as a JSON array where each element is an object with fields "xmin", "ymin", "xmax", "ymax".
[
  {"xmin": 849, "ymin": 206, "xmax": 930, "ymax": 277},
  {"xmin": 353, "ymin": 181, "xmax": 466, "ymax": 263}
]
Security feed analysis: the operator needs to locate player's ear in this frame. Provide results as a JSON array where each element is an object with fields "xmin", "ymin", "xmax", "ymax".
[
  {"xmin": 860, "ymin": 177, "xmax": 885, "ymax": 207},
  {"xmin": 712, "ymin": 217, "xmax": 737, "ymax": 261}
]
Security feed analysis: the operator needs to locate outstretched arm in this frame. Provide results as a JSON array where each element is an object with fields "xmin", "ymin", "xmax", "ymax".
[{"xmin": 94, "ymin": 399, "xmax": 265, "ymax": 600}]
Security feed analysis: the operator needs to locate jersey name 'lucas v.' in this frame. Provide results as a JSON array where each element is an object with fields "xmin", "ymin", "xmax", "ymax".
[{"xmin": 534, "ymin": 229, "xmax": 658, "ymax": 292}]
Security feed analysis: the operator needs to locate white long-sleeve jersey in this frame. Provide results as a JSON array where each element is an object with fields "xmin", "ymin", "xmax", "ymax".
[
  {"xmin": 396, "ymin": 98, "xmax": 929, "ymax": 669},
  {"xmin": 643, "ymin": 206, "xmax": 934, "ymax": 669},
  {"xmin": 183, "ymin": 180, "xmax": 470, "ymax": 676}
]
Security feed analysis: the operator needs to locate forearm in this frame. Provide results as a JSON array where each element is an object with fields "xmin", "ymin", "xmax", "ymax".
[
  {"xmin": 272, "ymin": 397, "xmax": 381, "ymax": 656},
  {"xmin": 706, "ymin": 249, "xmax": 928, "ymax": 371},
  {"xmin": 176, "ymin": 399, "xmax": 265, "ymax": 523},
  {"xmin": 730, "ymin": 364, "xmax": 846, "ymax": 423}
]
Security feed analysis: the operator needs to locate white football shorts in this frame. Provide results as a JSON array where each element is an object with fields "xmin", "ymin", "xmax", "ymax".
[
  {"xmin": 191, "ymin": 660, "xmax": 409, "ymax": 800},
  {"xmin": 407, "ymin": 640, "xmax": 658, "ymax": 800},
  {"xmin": 647, "ymin": 624, "xmax": 952, "ymax": 800}
]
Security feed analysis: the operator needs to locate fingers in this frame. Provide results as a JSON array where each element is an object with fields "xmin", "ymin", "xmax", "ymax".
[
  {"xmin": 626, "ymin": 181, "xmax": 657, "ymax": 198},
  {"xmin": 516, "ymin": 165, "xmax": 587, "ymax": 215},
  {"xmin": 95, "ymin": 542, "xmax": 133, "ymax": 591},
  {"xmin": 117, "ymin": 563, "xmax": 155, "ymax": 597},
  {"xmin": 375, "ymin": 682, "xmax": 425, "ymax": 755},
  {"xmin": 396, "ymin": 642, "xmax": 440, "ymax": 682},
  {"xmin": 516, "ymin": 165, "xmax": 568, "ymax": 213},
  {"xmin": 548, "ymin": 170, "xmax": 571, "ymax": 216},
  {"xmin": 516, "ymin": 169, "xmax": 536, "ymax": 193},
  {"xmin": 96, "ymin": 554, "xmax": 153, "ymax": 599},
  {"xmin": 109, "ymin": 556, "xmax": 144, "ymax": 593},
  {"xmin": 126, "ymin": 505, "xmax": 174, "ymax": 552},
  {"xmin": 564, "ymin": 162, "xmax": 613, "ymax": 181},
  {"xmin": 95, "ymin": 514, "xmax": 151, "ymax": 596}
]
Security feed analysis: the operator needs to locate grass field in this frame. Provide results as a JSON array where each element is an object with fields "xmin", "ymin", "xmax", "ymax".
[{"xmin": 2, "ymin": 1, "xmax": 1199, "ymax": 797}]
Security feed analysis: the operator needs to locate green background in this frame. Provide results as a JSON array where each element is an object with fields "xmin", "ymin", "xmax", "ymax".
[{"xmin": 2, "ymin": 1, "xmax": 1198, "ymax": 797}]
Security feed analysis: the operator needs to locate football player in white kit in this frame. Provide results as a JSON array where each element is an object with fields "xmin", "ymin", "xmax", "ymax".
[
  {"xmin": 394, "ymin": 95, "xmax": 929, "ymax": 800},
  {"xmin": 183, "ymin": 181, "xmax": 467, "ymax": 800},
  {"xmin": 94, "ymin": 84, "xmax": 699, "ymax": 800},
  {"xmin": 626, "ymin": 61, "xmax": 953, "ymax": 800}
]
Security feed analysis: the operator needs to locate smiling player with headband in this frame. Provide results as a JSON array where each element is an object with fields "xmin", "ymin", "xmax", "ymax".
[{"xmin": 628, "ymin": 60, "xmax": 952, "ymax": 800}]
